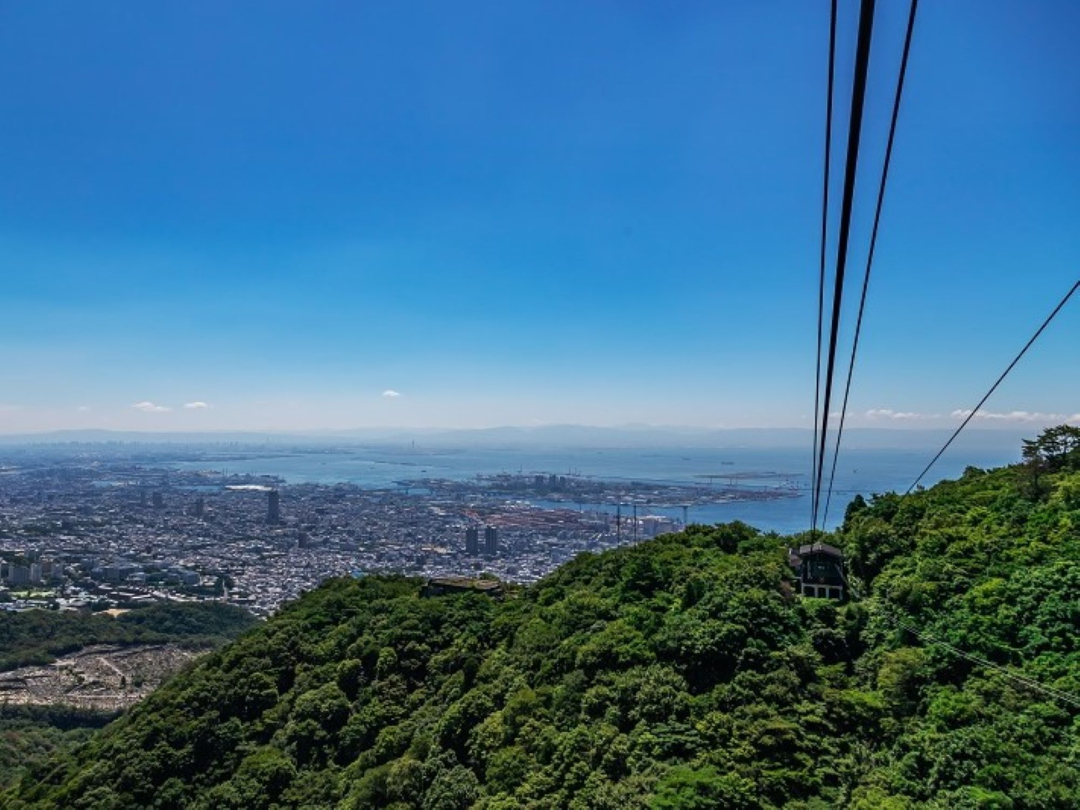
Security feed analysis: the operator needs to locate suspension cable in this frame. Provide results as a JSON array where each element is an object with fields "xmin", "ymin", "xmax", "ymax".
[
  {"xmin": 907, "ymin": 279, "xmax": 1079, "ymax": 494},
  {"xmin": 823, "ymin": 0, "xmax": 919, "ymax": 528},
  {"xmin": 888, "ymin": 611, "xmax": 1080, "ymax": 709},
  {"xmin": 811, "ymin": 0, "xmax": 839, "ymax": 536},
  {"xmin": 813, "ymin": 0, "xmax": 878, "ymax": 529}
]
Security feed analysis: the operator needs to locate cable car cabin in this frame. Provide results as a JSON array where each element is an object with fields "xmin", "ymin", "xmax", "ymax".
[{"xmin": 789, "ymin": 542, "xmax": 845, "ymax": 600}]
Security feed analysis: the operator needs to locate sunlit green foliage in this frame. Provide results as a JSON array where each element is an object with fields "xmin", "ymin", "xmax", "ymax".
[
  {"xmin": 0, "ymin": 710, "xmax": 107, "ymax": 794},
  {"xmin": 5, "ymin": 429, "xmax": 1079, "ymax": 808}
]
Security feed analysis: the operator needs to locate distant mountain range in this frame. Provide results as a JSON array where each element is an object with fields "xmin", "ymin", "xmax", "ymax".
[{"xmin": 0, "ymin": 424, "xmax": 1033, "ymax": 451}]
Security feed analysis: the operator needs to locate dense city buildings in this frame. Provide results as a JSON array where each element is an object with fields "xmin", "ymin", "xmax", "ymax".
[{"xmin": 0, "ymin": 445, "xmax": 794, "ymax": 617}]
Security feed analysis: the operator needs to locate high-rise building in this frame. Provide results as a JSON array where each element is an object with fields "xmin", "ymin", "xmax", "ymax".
[
  {"xmin": 465, "ymin": 527, "xmax": 479, "ymax": 555},
  {"xmin": 267, "ymin": 489, "xmax": 281, "ymax": 524},
  {"xmin": 152, "ymin": 492, "xmax": 164, "ymax": 509},
  {"xmin": 194, "ymin": 496, "xmax": 205, "ymax": 519},
  {"xmin": 484, "ymin": 525, "xmax": 498, "ymax": 556},
  {"xmin": 9, "ymin": 565, "xmax": 30, "ymax": 586}
]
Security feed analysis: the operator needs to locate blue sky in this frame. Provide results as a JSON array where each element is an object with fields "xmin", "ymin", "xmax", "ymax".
[{"xmin": 0, "ymin": 0, "xmax": 1077, "ymax": 432}]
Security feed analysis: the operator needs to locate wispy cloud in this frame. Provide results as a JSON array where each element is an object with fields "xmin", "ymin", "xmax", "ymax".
[
  {"xmin": 76, "ymin": 405, "xmax": 91, "ymax": 412},
  {"xmin": 131, "ymin": 401, "xmax": 171, "ymax": 413},
  {"xmin": 183, "ymin": 401, "xmax": 210, "ymax": 410},
  {"xmin": 865, "ymin": 408, "xmax": 939, "ymax": 420},
  {"xmin": 382, "ymin": 390, "xmax": 402, "ymax": 398},
  {"xmin": 951, "ymin": 409, "xmax": 1080, "ymax": 423}
]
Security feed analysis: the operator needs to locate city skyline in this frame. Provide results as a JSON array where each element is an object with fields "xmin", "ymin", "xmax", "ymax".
[{"xmin": 2, "ymin": 1, "xmax": 1078, "ymax": 432}]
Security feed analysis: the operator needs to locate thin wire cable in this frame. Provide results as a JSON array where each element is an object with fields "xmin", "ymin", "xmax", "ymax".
[
  {"xmin": 814, "ymin": 0, "xmax": 877, "ymax": 529},
  {"xmin": 888, "ymin": 613, "xmax": 1080, "ymax": 709},
  {"xmin": 823, "ymin": 0, "xmax": 919, "ymax": 528},
  {"xmin": 811, "ymin": 0, "xmax": 839, "ymax": 536},
  {"xmin": 907, "ymin": 278, "xmax": 1080, "ymax": 494},
  {"xmin": 812, "ymin": 0, "xmax": 833, "ymax": 540}
]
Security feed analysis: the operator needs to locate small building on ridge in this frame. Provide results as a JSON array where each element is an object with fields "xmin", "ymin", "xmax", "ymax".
[{"xmin": 422, "ymin": 576, "xmax": 502, "ymax": 598}]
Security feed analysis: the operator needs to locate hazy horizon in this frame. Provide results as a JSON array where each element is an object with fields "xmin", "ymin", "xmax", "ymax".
[
  {"xmin": 1, "ymin": 405, "xmax": 1078, "ymax": 437},
  {"xmin": 0, "ymin": 422, "xmax": 1055, "ymax": 455}
]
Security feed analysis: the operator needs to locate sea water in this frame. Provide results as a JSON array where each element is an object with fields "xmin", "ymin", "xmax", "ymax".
[{"xmin": 170, "ymin": 444, "xmax": 1018, "ymax": 534}]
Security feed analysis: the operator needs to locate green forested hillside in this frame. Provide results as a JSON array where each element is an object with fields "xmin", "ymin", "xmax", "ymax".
[{"xmin": 5, "ymin": 434, "xmax": 1079, "ymax": 809}]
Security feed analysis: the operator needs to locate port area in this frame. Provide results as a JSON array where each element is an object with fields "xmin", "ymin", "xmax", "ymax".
[{"xmin": 401, "ymin": 471, "xmax": 800, "ymax": 508}]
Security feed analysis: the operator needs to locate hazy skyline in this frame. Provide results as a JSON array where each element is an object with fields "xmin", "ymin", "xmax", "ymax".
[{"xmin": 2, "ymin": 1, "xmax": 1078, "ymax": 433}]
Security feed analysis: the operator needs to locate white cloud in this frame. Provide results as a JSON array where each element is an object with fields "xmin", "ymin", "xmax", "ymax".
[
  {"xmin": 184, "ymin": 401, "xmax": 210, "ymax": 410},
  {"xmin": 382, "ymin": 390, "xmax": 402, "ymax": 398},
  {"xmin": 951, "ymin": 409, "xmax": 1080, "ymax": 423},
  {"xmin": 865, "ymin": 408, "xmax": 939, "ymax": 420},
  {"xmin": 131, "ymin": 401, "xmax": 171, "ymax": 413},
  {"xmin": 76, "ymin": 405, "xmax": 91, "ymax": 413}
]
